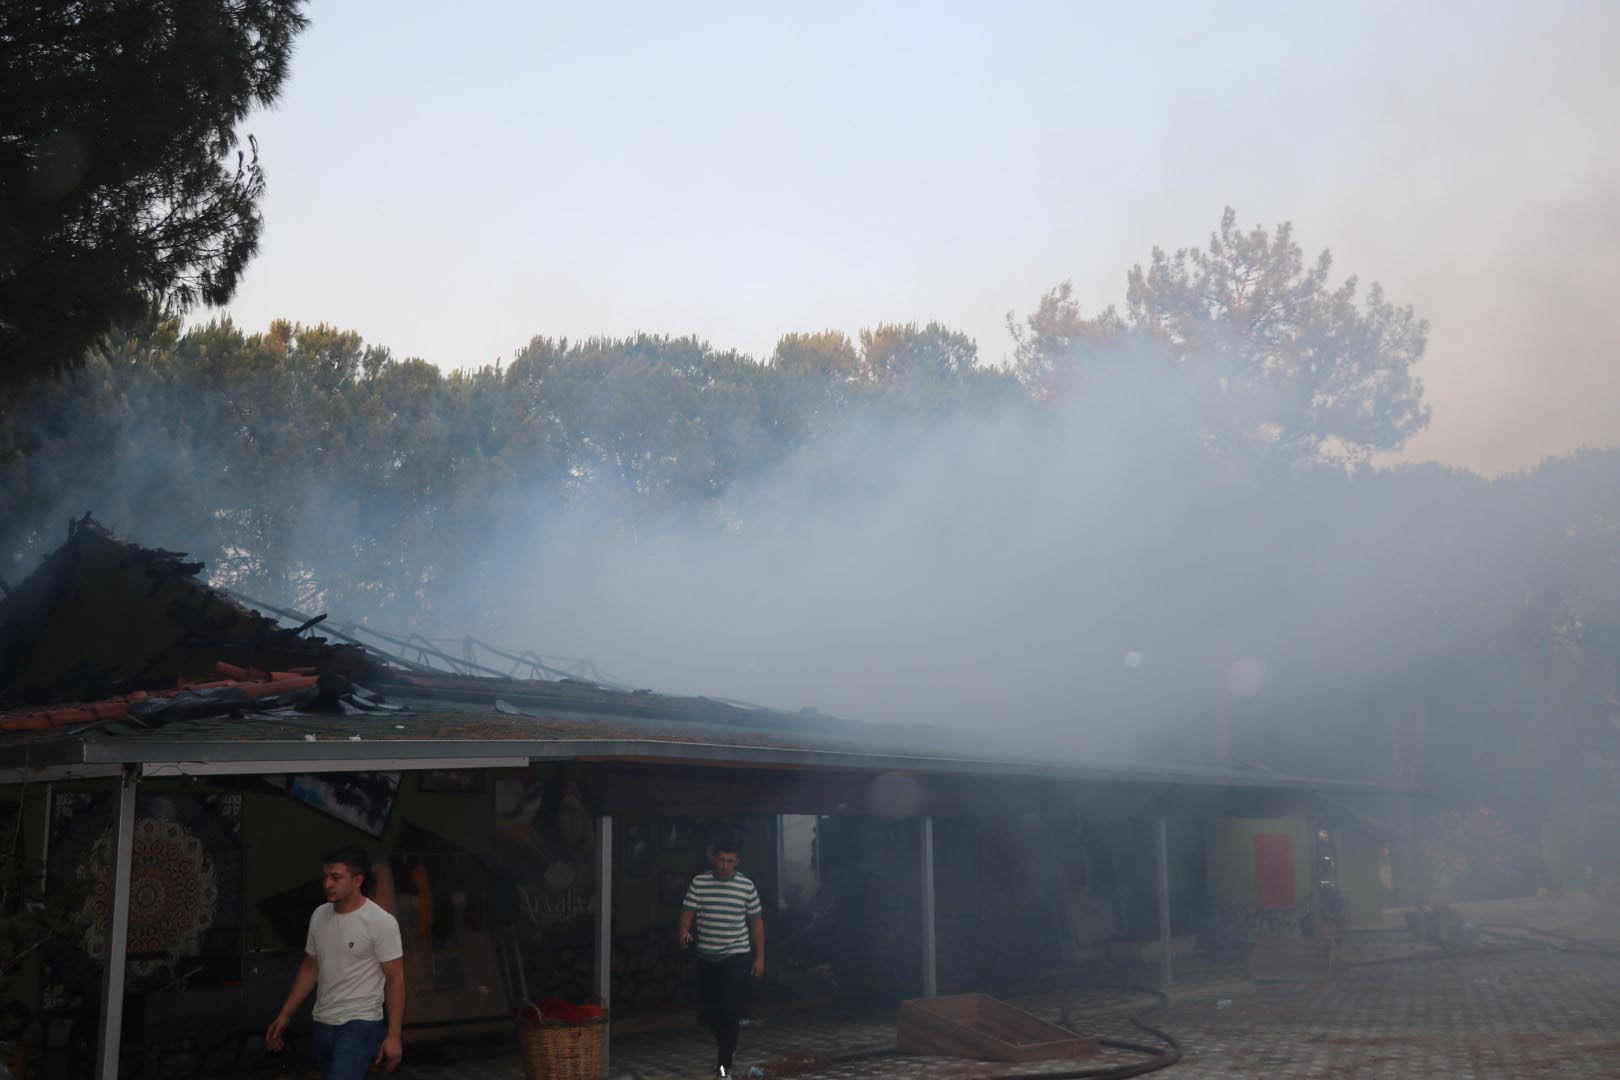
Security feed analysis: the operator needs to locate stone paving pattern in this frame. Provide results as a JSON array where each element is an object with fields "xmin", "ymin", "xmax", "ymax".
[{"xmin": 217, "ymin": 896, "xmax": 1620, "ymax": 1079}]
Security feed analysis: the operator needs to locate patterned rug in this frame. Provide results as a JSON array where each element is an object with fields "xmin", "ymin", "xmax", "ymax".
[{"xmin": 44, "ymin": 791, "xmax": 242, "ymax": 1009}]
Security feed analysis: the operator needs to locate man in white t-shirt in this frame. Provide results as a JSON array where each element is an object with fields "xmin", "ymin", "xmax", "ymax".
[{"xmin": 266, "ymin": 847, "xmax": 406, "ymax": 1078}]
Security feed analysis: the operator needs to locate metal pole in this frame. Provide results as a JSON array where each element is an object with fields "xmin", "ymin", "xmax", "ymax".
[
  {"xmin": 38, "ymin": 782, "xmax": 52, "ymax": 897},
  {"xmin": 96, "ymin": 765, "xmax": 138, "ymax": 1080},
  {"xmin": 920, "ymin": 816, "xmax": 937, "ymax": 997},
  {"xmin": 775, "ymin": 814, "xmax": 787, "ymax": 911},
  {"xmin": 1155, "ymin": 816, "xmax": 1172, "ymax": 995},
  {"xmin": 594, "ymin": 814, "xmax": 613, "ymax": 1078}
]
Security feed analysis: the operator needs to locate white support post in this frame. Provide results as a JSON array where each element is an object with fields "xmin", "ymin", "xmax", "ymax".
[
  {"xmin": 1155, "ymin": 816, "xmax": 1173, "ymax": 995},
  {"xmin": 775, "ymin": 814, "xmax": 787, "ymax": 911},
  {"xmin": 96, "ymin": 766, "xmax": 138, "ymax": 1080},
  {"xmin": 920, "ymin": 816, "xmax": 937, "ymax": 997},
  {"xmin": 594, "ymin": 814, "xmax": 613, "ymax": 1078}
]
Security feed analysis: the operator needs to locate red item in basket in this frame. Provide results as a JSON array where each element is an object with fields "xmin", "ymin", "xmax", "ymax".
[{"xmin": 518, "ymin": 998, "xmax": 604, "ymax": 1025}]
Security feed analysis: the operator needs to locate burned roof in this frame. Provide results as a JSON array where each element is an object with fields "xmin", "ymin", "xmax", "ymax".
[
  {"xmin": 0, "ymin": 515, "xmax": 371, "ymax": 706},
  {"xmin": 0, "ymin": 518, "xmax": 1410, "ymax": 800}
]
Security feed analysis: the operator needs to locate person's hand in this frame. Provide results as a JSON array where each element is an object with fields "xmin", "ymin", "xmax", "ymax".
[
  {"xmin": 265, "ymin": 1014, "xmax": 289, "ymax": 1052},
  {"xmin": 679, "ymin": 930, "xmax": 693, "ymax": 950},
  {"xmin": 750, "ymin": 955, "xmax": 764, "ymax": 979},
  {"xmin": 374, "ymin": 1033, "xmax": 403, "ymax": 1074}
]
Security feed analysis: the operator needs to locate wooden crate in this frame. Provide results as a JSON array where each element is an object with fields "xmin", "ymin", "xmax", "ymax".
[{"xmin": 897, "ymin": 994, "xmax": 1099, "ymax": 1062}]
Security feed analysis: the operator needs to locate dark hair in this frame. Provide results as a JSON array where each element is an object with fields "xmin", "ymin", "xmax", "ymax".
[
  {"xmin": 320, "ymin": 846, "xmax": 369, "ymax": 880},
  {"xmin": 712, "ymin": 833, "xmax": 739, "ymax": 856}
]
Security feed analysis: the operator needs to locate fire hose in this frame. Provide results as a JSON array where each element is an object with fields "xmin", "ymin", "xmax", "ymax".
[
  {"xmin": 754, "ymin": 982, "xmax": 1182, "ymax": 1080},
  {"xmin": 611, "ymin": 928, "xmax": 1620, "ymax": 1079}
]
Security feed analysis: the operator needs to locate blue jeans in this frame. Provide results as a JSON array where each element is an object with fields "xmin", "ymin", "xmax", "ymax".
[{"xmin": 311, "ymin": 1018, "xmax": 387, "ymax": 1080}]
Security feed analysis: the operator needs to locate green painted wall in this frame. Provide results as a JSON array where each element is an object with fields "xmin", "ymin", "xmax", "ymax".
[
  {"xmin": 1204, "ymin": 817, "xmax": 1310, "ymax": 907},
  {"xmin": 242, "ymin": 771, "xmax": 495, "ymax": 948}
]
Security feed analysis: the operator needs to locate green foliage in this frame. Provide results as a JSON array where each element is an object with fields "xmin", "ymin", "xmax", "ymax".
[
  {"xmin": 0, "ymin": 322, "xmax": 844, "ymax": 624},
  {"xmin": 858, "ymin": 321, "xmax": 979, "ymax": 386},
  {"xmin": 771, "ymin": 331, "xmax": 860, "ymax": 384},
  {"xmin": 1007, "ymin": 279, "xmax": 1128, "ymax": 400},
  {"xmin": 0, "ymin": 0, "xmax": 310, "ymax": 385},
  {"xmin": 1011, "ymin": 208, "xmax": 1430, "ymax": 463}
]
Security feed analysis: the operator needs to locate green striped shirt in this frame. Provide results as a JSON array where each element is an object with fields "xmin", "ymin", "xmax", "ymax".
[{"xmin": 683, "ymin": 871, "xmax": 761, "ymax": 959}]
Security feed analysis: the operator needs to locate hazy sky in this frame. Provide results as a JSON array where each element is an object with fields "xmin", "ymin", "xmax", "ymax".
[{"xmin": 216, "ymin": 1, "xmax": 1620, "ymax": 476}]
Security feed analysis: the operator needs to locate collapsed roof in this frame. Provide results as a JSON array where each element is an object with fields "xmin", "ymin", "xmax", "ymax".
[{"xmin": 0, "ymin": 515, "xmax": 371, "ymax": 707}]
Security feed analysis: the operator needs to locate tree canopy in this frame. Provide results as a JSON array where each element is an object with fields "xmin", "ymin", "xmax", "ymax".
[
  {"xmin": 0, "ymin": 0, "xmax": 308, "ymax": 385},
  {"xmin": 1010, "ymin": 208, "xmax": 1430, "ymax": 464}
]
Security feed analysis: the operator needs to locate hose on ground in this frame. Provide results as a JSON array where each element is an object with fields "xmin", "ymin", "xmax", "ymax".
[
  {"xmin": 761, "ymin": 982, "xmax": 1182, "ymax": 1080},
  {"xmin": 979, "ymin": 983, "xmax": 1182, "ymax": 1080}
]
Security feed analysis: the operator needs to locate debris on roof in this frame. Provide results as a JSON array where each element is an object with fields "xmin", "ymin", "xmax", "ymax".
[
  {"xmin": 0, "ymin": 515, "xmax": 372, "ymax": 706},
  {"xmin": 0, "ymin": 660, "xmax": 414, "ymax": 736}
]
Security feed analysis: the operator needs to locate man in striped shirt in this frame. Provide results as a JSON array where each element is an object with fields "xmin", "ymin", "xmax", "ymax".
[{"xmin": 679, "ymin": 836, "xmax": 764, "ymax": 1078}]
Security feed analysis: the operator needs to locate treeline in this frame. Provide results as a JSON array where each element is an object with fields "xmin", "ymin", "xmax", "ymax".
[
  {"xmin": 0, "ymin": 314, "xmax": 1025, "ymax": 611},
  {"xmin": 1, "ymin": 209, "xmax": 1433, "ymax": 606}
]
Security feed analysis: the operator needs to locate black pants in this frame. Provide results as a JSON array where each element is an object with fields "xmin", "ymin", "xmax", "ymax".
[{"xmin": 697, "ymin": 953, "xmax": 751, "ymax": 1068}]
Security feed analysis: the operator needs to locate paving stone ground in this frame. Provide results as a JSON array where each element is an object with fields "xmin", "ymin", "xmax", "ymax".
[{"xmin": 212, "ymin": 896, "xmax": 1620, "ymax": 1079}]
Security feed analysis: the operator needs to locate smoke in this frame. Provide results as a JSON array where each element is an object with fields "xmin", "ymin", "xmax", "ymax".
[
  {"xmin": 5, "ymin": 326, "xmax": 1615, "ymax": 799},
  {"xmin": 409, "ymin": 357, "xmax": 1616, "ymax": 785}
]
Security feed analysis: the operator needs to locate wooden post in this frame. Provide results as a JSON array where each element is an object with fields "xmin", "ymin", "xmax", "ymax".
[{"xmin": 96, "ymin": 766, "xmax": 138, "ymax": 1080}]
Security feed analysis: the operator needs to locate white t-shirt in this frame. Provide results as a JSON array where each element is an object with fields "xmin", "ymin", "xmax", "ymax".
[{"xmin": 305, "ymin": 897, "xmax": 404, "ymax": 1025}]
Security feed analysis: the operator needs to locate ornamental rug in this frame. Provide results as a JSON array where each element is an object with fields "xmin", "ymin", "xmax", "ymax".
[{"xmin": 43, "ymin": 792, "xmax": 242, "ymax": 1011}]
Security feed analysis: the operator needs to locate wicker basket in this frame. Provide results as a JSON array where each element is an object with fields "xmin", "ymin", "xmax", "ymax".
[{"xmin": 517, "ymin": 1014, "xmax": 608, "ymax": 1080}]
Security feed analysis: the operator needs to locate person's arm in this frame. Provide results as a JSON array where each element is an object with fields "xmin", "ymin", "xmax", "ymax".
[
  {"xmin": 679, "ymin": 876, "xmax": 700, "ymax": 949},
  {"xmin": 749, "ymin": 915, "xmax": 765, "ymax": 978},
  {"xmin": 266, "ymin": 953, "xmax": 317, "ymax": 1051},
  {"xmin": 678, "ymin": 908, "xmax": 695, "ymax": 949},
  {"xmin": 373, "ymin": 956, "xmax": 406, "ymax": 1073}
]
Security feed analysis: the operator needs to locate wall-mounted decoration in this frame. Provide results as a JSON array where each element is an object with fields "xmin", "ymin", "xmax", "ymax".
[
  {"xmin": 493, "ymin": 766, "xmax": 598, "ymax": 945},
  {"xmin": 493, "ymin": 776, "xmax": 542, "ymax": 864},
  {"xmin": 420, "ymin": 769, "xmax": 486, "ymax": 794},
  {"xmin": 621, "ymin": 821, "xmax": 652, "ymax": 878},
  {"xmin": 45, "ymin": 792, "xmax": 242, "ymax": 1009},
  {"xmin": 268, "ymin": 772, "xmax": 400, "ymax": 837},
  {"xmin": 659, "ymin": 816, "xmax": 695, "ymax": 852}
]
